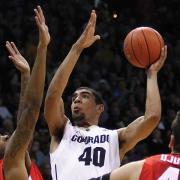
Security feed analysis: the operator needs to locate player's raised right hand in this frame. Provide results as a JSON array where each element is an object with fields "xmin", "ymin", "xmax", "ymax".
[{"xmin": 74, "ymin": 10, "xmax": 100, "ymax": 51}]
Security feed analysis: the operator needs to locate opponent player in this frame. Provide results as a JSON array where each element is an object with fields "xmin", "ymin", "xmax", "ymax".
[
  {"xmin": 93, "ymin": 111, "xmax": 180, "ymax": 180},
  {"xmin": 1, "ymin": 5, "xmax": 50, "ymax": 179},
  {"xmin": 44, "ymin": 10, "xmax": 167, "ymax": 179}
]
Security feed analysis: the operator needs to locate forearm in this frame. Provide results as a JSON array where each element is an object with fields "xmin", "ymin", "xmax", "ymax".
[
  {"xmin": 145, "ymin": 72, "xmax": 161, "ymax": 121},
  {"xmin": 47, "ymin": 44, "xmax": 83, "ymax": 97},
  {"xmin": 119, "ymin": 73, "xmax": 161, "ymax": 153},
  {"xmin": 25, "ymin": 45, "xmax": 47, "ymax": 106},
  {"xmin": 17, "ymin": 72, "xmax": 30, "ymax": 121},
  {"xmin": 4, "ymin": 110, "xmax": 36, "ymax": 165}
]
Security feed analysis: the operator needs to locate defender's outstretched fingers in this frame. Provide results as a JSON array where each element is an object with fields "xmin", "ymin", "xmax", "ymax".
[
  {"xmin": 35, "ymin": 16, "xmax": 41, "ymax": 28},
  {"xmin": 34, "ymin": 8, "xmax": 42, "ymax": 25},
  {"xmin": 11, "ymin": 42, "xmax": 20, "ymax": 54},
  {"xmin": 6, "ymin": 41, "xmax": 16, "ymax": 56},
  {"xmin": 8, "ymin": 56, "xmax": 17, "ymax": 63},
  {"xmin": 37, "ymin": 5, "xmax": 45, "ymax": 22}
]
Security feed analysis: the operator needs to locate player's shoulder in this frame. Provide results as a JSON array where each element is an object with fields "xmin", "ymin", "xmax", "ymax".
[
  {"xmin": 145, "ymin": 154, "xmax": 164, "ymax": 165},
  {"xmin": 146, "ymin": 154, "xmax": 161, "ymax": 160}
]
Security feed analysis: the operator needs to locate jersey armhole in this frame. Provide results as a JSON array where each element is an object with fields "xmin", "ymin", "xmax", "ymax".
[{"xmin": 50, "ymin": 119, "xmax": 74, "ymax": 156}]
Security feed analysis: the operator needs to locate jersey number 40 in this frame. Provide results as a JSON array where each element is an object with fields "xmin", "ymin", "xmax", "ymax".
[{"xmin": 78, "ymin": 147, "xmax": 106, "ymax": 167}]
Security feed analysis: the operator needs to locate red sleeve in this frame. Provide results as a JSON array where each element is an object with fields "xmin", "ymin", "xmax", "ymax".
[
  {"xmin": 0, "ymin": 160, "xmax": 4, "ymax": 180},
  {"xmin": 29, "ymin": 162, "xmax": 43, "ymax": 180}
]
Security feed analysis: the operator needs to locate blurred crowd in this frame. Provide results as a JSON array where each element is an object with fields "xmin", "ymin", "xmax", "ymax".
[{"xmin": 1, "ymin": 0, "xmax": 180, "ymax": 179}]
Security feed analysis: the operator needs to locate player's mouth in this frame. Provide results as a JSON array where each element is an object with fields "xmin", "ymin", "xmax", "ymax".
[{"xmin": 73, "ymin": 107, "xmax": 81, "ymax": 113}]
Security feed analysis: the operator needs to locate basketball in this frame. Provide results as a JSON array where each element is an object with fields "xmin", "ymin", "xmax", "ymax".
[{"xmin": 123, "ymin": 27, "xmax": 164, "ymax": 68}]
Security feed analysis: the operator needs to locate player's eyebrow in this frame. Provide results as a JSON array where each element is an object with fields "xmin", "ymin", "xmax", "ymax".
[
  {"xmin": 72, "ymin": 91, "xmax": 92, "ymax": 99},
  {"xmin": 72, "ymin": 92, "xmax": 77, "ymax": 99},
  {"xmin": 80, "ymin": 91, "xmax": 92, "ymax": 96}
]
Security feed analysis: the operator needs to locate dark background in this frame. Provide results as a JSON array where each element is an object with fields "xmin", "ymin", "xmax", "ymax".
[{"xmin": 0, "ymin": 0, "xmax": 180, "ymax": 179}]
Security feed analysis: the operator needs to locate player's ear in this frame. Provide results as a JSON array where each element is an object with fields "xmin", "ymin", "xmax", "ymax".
[
  {"xmin": 168, "ymin": 135, "xmax": 175, "ymax": 150},
  {"xmin": 96, "ymin": 104, "xmax": 104, "ymax": 114}
]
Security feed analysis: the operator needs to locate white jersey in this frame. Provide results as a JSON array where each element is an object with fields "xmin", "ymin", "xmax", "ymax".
[{"xmin": 50, "ymin": 120, "xmax": 120, "ymax": 180}]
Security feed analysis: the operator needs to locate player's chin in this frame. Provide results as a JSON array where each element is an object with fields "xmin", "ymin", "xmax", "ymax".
[{"xmin": 72, "ymin": 113, "xmax": 85, "ymax": 123}]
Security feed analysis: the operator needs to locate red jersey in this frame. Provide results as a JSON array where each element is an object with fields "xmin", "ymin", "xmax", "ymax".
[
  {"xmin": 0, "ymin": 160, "xmax": 3, "ymax": 180},
  {"xmin": 0, "ymin": 159, "xmax": 43, "ymax": 180},
  {"xmin": 29, "ymin": 161, "xmax": 43, "ymax": 180},
  {"xmin": 139, "ymin": 154, "xmax": 180, "ymax": 180}
]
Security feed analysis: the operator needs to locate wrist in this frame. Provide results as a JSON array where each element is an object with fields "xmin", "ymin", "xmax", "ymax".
[
  {"xmin": 38, "ymin": 43, "xmax": 48, "ymax": 49},
  {"xmin": 72, "ymin": 43, "xmax": 84, "ymax": 54},
  {"xmin": 147, "ymin": 70, "xmax": 157, "ymax": 78},
  {"xmin": 21, "ymin": 71, "xmax": 30, "ymax": 78}
]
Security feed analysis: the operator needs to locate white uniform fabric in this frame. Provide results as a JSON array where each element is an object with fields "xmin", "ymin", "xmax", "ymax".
[{"xmin": 50, "ymin": 120, "xmax": 120, "ymax": 180}]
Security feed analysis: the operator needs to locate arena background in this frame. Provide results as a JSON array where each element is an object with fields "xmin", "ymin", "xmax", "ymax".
[{"xmin": 0, "ymin": 0, "xmax": 180, "ymax": 179}]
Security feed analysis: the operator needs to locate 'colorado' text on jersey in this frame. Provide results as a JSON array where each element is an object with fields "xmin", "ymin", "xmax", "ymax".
[{"xmin": 50, "ymin": 120, "xmax": 120, "ymax": 180}]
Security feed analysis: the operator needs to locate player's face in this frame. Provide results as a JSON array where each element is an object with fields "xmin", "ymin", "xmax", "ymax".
[
  {"xmin": 71, "ymin": 89, "xmax": 98, "ymax": 124},
  {"xmin": 0, "ymin": 134, "xmax": 9, "ymax": 159}
]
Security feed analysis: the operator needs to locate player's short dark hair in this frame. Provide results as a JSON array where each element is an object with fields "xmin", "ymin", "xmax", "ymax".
[
  {"xmin": 171, "ymin": 111, "xmax": 180, "ymax": 152},
  {"xmin": 76, "ymin": 87, "xmax": 104, "ymax": 105}
]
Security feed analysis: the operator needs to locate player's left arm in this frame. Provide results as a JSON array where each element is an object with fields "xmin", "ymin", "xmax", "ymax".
[
  {"xmin": 118, "ymin": 46, "xmax": 167, "ymax": 160},
  {"xmin": 6, "ymin": 42, "xmax": 32, "ymax": 171},
  {"xmin": 3, "ymin": 6, "xmax": 50, "ymax": 179}
]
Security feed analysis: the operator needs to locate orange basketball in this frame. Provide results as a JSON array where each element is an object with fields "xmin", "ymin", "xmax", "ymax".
[{"xmin": 123, "ymin": 27, "xmax": 164, "ymax": 68}]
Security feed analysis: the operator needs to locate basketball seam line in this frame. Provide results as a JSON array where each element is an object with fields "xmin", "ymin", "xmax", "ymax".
[
  {"xmin": 131, "ymin": 31, "xmax": 144, "ymax": 67},
  {"xmin": 141, "ymin": 29, "xmax": 150, "ymax": 68}
]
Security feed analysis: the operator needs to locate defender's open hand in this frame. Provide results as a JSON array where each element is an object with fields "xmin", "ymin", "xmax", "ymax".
[{"xmin": 6, "ymin": 41, "xmax": 30, "ymax": 73}]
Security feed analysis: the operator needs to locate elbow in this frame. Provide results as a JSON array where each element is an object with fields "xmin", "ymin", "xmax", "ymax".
[
  {"xmin": 146, "ymin": 113, "xmax": 161, "ymax": 124},
  {"xmin": 151, "ymin": 115, "xmax": 161, "ymax": 124},
  {"xmin": 146, "ymin": 108, "xmax": 161, "ymax": 121}
]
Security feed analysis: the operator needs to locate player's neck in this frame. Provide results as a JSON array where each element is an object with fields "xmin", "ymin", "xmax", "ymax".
[{"xmin": 76, "ymin": 121, "xmax": 92, "ymax": 127}]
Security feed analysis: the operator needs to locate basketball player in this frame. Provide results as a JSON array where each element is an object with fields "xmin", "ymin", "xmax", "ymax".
[
  {"xmin": 92, "ymin": 111, "xmax": 180, "ymax": 180},
  {"xmin": 0, "ymin": 40, "xmax": 43, "ymax": 180},
  {"xmin": 0, "ymin": 5, "xmax": 50, "ymax": 179},
  {"xmin": 44, "ymin": 10, "xmax": 167, "ymax": 179}
]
